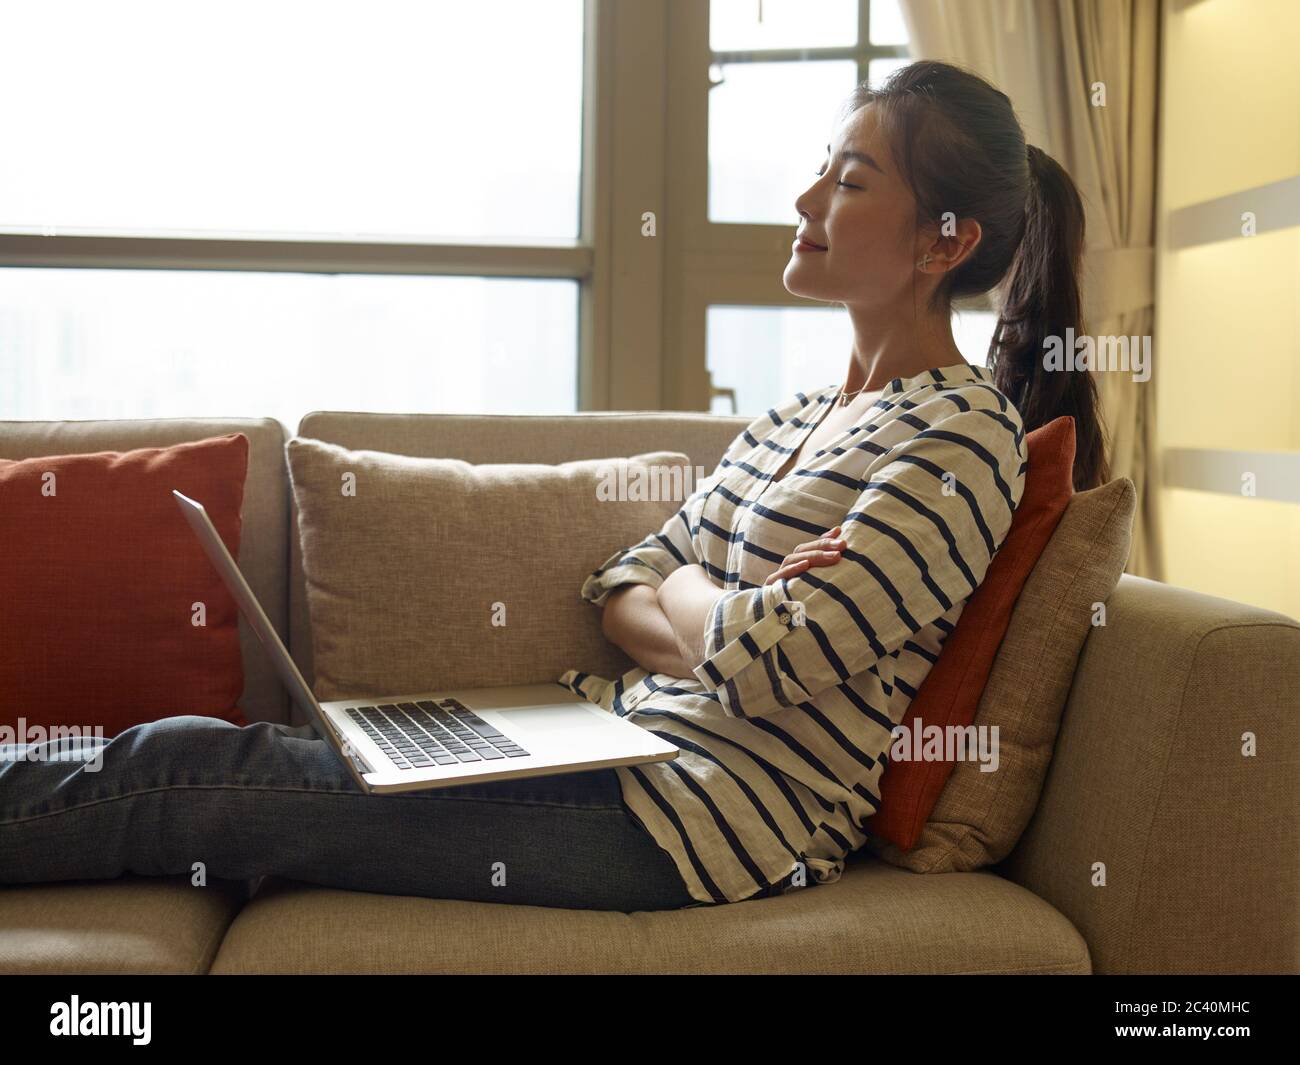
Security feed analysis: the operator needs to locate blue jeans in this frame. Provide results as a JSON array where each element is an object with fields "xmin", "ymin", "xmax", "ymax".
[{"xmin": 0, "ymin": 715, "xmax": 699, "ymax": 911}]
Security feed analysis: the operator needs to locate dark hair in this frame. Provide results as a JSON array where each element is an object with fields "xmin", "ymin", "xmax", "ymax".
[{"xmin": 841, "ymin": 60, "xmax": 1109, "ymax": 491}]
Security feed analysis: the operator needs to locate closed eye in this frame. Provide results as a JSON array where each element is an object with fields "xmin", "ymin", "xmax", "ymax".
[{"xmin": 816, "ymin": 165, "xmax": 861, "ymax": 190}]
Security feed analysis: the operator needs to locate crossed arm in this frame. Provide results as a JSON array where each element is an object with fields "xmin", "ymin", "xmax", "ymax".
[
  {"xmin": 599, "ymin": 570, "xmax": 718, "ymax": 679},
  {"xmin": 599, "ymin": 529, "xmax": 847, "ymax": 679}
]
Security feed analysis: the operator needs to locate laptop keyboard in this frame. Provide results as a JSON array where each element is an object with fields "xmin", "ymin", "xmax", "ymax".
[{"xmin": 344, "ymin": 698, "xmax": 530, "ymax": 772}]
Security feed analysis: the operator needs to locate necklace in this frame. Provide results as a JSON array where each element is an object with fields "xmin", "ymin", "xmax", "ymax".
[{"xmin": 835, "ymin": 381, "xmax": 875, "ymax": 407}]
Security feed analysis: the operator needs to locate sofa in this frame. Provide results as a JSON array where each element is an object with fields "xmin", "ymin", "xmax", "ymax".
[{"xmin": 2, "ymin": 410, "xmax": 1297, "ymax": 975}]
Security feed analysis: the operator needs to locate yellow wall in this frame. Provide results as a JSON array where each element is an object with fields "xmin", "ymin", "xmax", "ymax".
[
  {"xmin": 1155, "ymin": 0, "xmax": 1300, "ymax": 620},
  {"xmin": 1162, "ymin": 490, "xmax": 1300, "ymax": 617},
  {"xmin": 1160, "ymin": 0, "xmax": 1300, "ymax": 211}
]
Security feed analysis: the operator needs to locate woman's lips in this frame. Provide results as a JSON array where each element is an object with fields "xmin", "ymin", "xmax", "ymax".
[{"xmin": 793, "ymin": 237, "xmax": 828, "ymax": 253}]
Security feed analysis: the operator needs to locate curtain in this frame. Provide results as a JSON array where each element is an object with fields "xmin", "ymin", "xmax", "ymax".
[{"xmin": 898, "ymin": 0, "xmax": 1163, "ymax": 579}]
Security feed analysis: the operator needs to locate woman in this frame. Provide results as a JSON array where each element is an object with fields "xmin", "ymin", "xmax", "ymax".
[{"xmin": 0, "ymin": 61, "xmax": 1106, "ymax": 912}]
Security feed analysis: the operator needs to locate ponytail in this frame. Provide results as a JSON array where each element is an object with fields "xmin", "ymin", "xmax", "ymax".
[{"xmin": 991, "ymin": 144, "xmax": 1110, "ymax": 491}]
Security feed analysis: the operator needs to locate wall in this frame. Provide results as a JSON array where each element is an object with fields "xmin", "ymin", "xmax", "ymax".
[{"xmin": 1155, "ymin": 0, "xmax": 1300, "ymax": 619}]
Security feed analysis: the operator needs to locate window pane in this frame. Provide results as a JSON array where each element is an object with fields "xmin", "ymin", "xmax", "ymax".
[
  {"xmin": 709, "ymin": 60, "xmax": 859, "ymax": 225},
  {"xmin": 869, "ymin": 0, "xmax": 910, "ymax": 45},
  {"xmin": 707, "ymin": 305, "xmax": 851, "ymax": 415},
  {"xmin": 0, "ymin": 0, "xmax": 584, "ymax": 242},
  {"xmin": 0, "ymin": 269, "xmax": 578, "ymax": 428},
  {"xmin": 708, "ymin": 305, "xmax": 992, "ymax": 415},
  {"xmin": 868, "ymin": 57, "xmax": 913, "ymax": 88},
  {"xmin": 710, "ymin": 0, "xmax": 858, "ymax": 51}
]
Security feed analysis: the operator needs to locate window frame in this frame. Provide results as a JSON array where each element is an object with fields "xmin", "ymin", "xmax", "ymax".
[{"xmin": 0, "ymin": 0, "xmax": 627, "ymax": 412}]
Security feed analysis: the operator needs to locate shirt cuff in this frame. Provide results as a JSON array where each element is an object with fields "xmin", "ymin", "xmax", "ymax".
[
  {"xmin": 580, "ymin": 552, "xmax": 665, "ymax": 607},
  {"xmin": 691, "ymin": 580, "xmax": 812, "ymax": 718}
]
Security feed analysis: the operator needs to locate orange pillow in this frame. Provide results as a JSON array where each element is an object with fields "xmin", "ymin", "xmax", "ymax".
[
  {"xmin": 0, "ymin": 433, "xmax": 250, "ymax": 739},
  {"xmin": 872, "ymin": 416, "xmax": 1076, "ymax": 851}
]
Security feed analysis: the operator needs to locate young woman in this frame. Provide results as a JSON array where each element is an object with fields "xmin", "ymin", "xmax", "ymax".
[{"xmin": 0, "ymin": 61, "xmax": 1106, "ymax": 912}]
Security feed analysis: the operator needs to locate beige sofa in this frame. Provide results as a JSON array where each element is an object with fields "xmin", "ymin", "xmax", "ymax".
[{"xmin": 2, "ymin": 411, "xmax": 1297, "ymax": 975}]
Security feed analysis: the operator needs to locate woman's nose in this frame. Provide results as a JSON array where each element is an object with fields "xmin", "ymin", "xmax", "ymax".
[{"xmin": 794, "ymin": 176, "xmax": 824, "ymax": 220}]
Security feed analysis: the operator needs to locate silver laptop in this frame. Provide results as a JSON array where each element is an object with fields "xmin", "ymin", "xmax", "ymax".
[{"xmin": 173, "ymin": 490, "xmax": 678, "ymax": 795}]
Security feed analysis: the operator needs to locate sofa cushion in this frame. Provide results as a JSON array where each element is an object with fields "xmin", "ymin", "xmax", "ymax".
[
  {"xmin": 873, "ymin": 415, "xmax": 1077, "ymax": 850},
  {"xmin": 0, "ymin": 433, "xmax": 252, "ymax": 736},
  {"xmin": 0, "ymin": 875, "xmax": 246, "ymax": 975},
  {"xmin": 285, "ymin": 437, "xmax": 699, "ymax": 700},
  {"xmin": 0, "ymin": 417, "xmax": 293, "ymax": 725},
  {"xmin": 209, "ymin": 856, "xmax": 1090, "ymax": 974},
  {"xmin": 868, "ymin": 476, "xmax": 1137, "ymax": 873}
]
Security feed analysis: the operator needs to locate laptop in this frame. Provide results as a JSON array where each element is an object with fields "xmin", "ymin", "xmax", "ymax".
[{"xmin": 173, "ymin": 490, "xmax": 679, "ymax": 795}]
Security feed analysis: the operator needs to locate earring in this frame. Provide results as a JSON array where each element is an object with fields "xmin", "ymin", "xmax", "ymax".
[{"xmin": 916, "ymin": 253, "xmax": 933, "ymax": 270}]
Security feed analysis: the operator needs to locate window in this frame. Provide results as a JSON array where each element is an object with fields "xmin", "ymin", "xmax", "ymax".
[
  {"xmin": 0, "ymin": 0, "xmax": 587, "ymax": 426},
  {"xmin": 707, "ymin": 305, "xmax": 851, "ymax": 414},
  {"xmin": 708, "ymin": 59, "xmax": 860, "ymax": 226},
  {"xmin": 707, "ymin": 0, "xmax": 911, "ymax": 225},
  {"xmin": 1, "ymin": 269, "xmax": 578, "ymax": 427},
  {"xmin": 2, "ymin": 1, "xmax": 942, "ymax": 426},
  {"xmin": 0, "ymin": 2, "xmax": 583, "ymax": 243}
]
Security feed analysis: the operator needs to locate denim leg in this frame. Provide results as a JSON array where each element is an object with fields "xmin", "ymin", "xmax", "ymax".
[{"xmin": 0, "ymin": 715, "xmax": 697, "ymax": 912}]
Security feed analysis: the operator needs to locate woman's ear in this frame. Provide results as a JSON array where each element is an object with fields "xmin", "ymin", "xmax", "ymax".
[{"xmin": 918, "ymin": 217, "xmax": 983, "ymax": 273}]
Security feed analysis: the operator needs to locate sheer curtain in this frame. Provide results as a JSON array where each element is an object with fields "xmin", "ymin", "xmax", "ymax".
[{"xmin": 899, "ymin": 0, "xmax": 1162, "ymax": 579}]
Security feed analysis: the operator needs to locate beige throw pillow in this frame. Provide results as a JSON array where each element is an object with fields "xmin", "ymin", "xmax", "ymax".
[
  {"xmin": 867, "ymin": 476, "xmax": 1137, "ymax": 873},
  {"xmin": 285, "ymin": 437, "xmax": 696, "ymax": 701}
]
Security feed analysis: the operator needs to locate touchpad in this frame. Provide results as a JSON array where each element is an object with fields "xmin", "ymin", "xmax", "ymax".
[{"xmin": 504, "ymin": 707, "xmax": 594, "ymax": 731}]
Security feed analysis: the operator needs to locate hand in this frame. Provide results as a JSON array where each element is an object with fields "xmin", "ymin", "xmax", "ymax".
[{"xmin": 763, "ymin": 525, "xmax": 846, "ymax": 586}]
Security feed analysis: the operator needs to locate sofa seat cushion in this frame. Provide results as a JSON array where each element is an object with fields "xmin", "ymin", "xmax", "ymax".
[
  {"xmin": 210, "ymin": 854, "xmax": 1090, "ymax": 974},
  {"xmin": 0, "ymin": 875, "xmax": 246, "ymax": 974}
]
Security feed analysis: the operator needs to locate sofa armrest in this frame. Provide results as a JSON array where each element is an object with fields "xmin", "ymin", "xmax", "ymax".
[{"xmin": 995, "ymin": 574, "xmax": 1300, "ymax": 974}]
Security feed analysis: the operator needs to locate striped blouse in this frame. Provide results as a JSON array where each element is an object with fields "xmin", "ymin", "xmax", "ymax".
[{"xmin": 557, "ymin": 361, "xmax": 1027, "ymax": 905}]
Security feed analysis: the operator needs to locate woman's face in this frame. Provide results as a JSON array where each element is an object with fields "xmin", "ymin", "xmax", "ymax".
[{"xmin": 784, "ymin": 104, "xmax": 924, "ymax": 309}]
